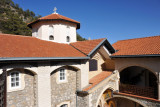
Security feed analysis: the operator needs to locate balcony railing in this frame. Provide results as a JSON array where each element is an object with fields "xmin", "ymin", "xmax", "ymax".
[{"xmin": 119, "ymin": 83, "xmax": 157, "ymax": 99}]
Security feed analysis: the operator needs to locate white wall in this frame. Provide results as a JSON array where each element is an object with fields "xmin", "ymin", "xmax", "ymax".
[{"xmin": 32, "ymin": 21, "xmax": 77, "ymax": 43}]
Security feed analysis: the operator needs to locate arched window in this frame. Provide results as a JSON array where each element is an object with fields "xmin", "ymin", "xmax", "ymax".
[
  {"xmin": 49, "ymin": 25, "xmax": 54, "ymax": 36},
  {"xmin": 49, "ymin": 35, "xmax": 54, "ymax": 40},
  {"xmin": 10, "ymin": 71, "xmax": 21, "ymax": 89},
  {"xmin": 60, "ymin": 104, "xmax": 68, "ymax": 107},
  {"xmin": 66, "ymin": 36, "xmax": 70, "ymax": 42}
]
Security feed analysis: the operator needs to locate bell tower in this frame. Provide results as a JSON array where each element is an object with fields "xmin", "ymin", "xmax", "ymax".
[{"xmin": 28, "ymin": 7, "xmax": 80, "ymax": 43}]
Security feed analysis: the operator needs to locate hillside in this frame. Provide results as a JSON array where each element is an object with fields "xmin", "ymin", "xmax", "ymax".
[
  {"xmin": 0, "ymin": 0, "xmax": 41, "ymax": 36},
  {"xmin": 0, "ymin": 0, "xmax": 86, "ymax": 41}
]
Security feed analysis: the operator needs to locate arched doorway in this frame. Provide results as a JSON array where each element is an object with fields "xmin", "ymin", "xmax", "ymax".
[
  {"xmin": 97, "ymin": 89, "xmax": 116, "ymax": 107},
  {"xmin": 119, "ymin": 66, "xmax": 158, "ymax": 99}
]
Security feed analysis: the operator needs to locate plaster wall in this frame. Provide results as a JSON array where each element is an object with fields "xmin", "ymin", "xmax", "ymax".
[
  {"xmin": 32, "ymin": 21, "xmax": 77, "ymax": 43},
  {"xmin": 89, "ymin": 52, "xmax": 106, "ymax": 79},
  {"xmin": 114, "ymin": 58, "xmax": 160, "ymax": 76}
]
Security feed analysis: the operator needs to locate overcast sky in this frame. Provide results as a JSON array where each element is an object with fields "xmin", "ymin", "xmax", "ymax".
[{"xmin": 13, "ymin": 0, "xmax": 160, "ymax": 44}]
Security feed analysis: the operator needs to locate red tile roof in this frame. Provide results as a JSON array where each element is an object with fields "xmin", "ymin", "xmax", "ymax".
[
  {"xmin": 70, "ymin": 38, "xmax": 105, "ymax": 55},
  {"xmin": 39, "ymin": 13, "xmax": 80, "ymax": 23},
  {"xmin": 0, "ymin": 33, "xmax": 86, "ymax": 58},
  {"xmin": 83, "ymin": 71, "xmax": 112, "ymax": 91},
  {"xmin": 28, "ymin": 13, "xmax": 80, "ymax": 29},
  {"xmin": 112, "ymin": 35, "xmax": 160, "ymax": 56}
]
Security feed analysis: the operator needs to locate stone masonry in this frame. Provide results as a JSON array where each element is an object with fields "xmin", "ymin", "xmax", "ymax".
[
  {"xmin": 51, "ymin": 66, "xmax": 77, "ymax": 107},
  {"xmin": 7, "ymin": 69, "xmax": 35, "ymax": 107}
]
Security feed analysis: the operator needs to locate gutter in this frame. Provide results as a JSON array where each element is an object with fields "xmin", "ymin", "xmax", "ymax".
[
  {"xmin": 111, "ymin": 54, "xmax": 160, "ymax": 58},
  {"xmin": 0, "ymin": 57, "xmax": 90, "ymax": 61}
]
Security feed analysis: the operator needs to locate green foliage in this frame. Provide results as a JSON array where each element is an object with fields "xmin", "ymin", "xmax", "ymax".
[
  {"xmin": 0, "ymin": 0, "xmax": 41, "ymax": 36},
  {"xmin": 77, "ymin": 33, "xmax": 86, "ymax": 41},
  {"xmin": 0, "ymin": 0, "xmax": 86, "ymax": 41}
]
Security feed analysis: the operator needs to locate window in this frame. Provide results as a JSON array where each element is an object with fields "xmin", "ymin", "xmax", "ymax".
[
  {"xmin": 66, "ymin": 26, "xmax": 70, "ymax": 35},
  {"xmin": 66, "ymin": 36, "xmax": 70, "ymax": 42},
  {"xmin": 10, "ymin": 71, "xmax": 20, "ymax": 89},
  {"xmin": 59, "ymin": 69, "xmax": 66, "ymax": 82},
  {"xmin": 89, "ymin": 59, "xmax": 98, "ymax": 71},
  {"xmin": 49, "ymin": 25, "xmax": 54, "ymax": 36},
  {"xmin": 60, "ymin": 104, "xmax": 68, "ymax": 107},
  {"xmin": 49, "ymin": 35, "xmax": 54, "ymax": 40}
]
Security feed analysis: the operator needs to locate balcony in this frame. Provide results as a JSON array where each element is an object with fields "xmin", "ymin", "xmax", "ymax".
[{"xmin": 119, "ymin": 83, "xmax": 157, "ymax": 99}]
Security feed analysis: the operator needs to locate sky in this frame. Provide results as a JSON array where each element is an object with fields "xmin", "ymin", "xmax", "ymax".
[{"xmin": 12, "ymin": 0, "xmax": 160, "ymax": 44}]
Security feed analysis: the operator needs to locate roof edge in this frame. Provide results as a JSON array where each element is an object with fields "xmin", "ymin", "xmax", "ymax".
[
  {"xmin": 88, "ymin": 38, "xmax": 115, "ymax": 57},
  {"xmin": 0, "ymin": 57, "xmax": 90, "ymax": 61},
  {"xmin": 111, "ymin": 54, "xmax": 160, "ymax": 58},
  {"xmin": 28, "ymin": 19, "xmax": 80, "ymax": 29}
]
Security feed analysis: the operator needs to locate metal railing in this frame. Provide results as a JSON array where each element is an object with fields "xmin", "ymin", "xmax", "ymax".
[{"xmin": 119, "ymin": 83, "xmax": 157, "ymax": 99}]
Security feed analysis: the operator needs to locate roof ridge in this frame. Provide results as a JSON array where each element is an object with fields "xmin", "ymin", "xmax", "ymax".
[
  {"xmin": 57, "ymin": 14, "xmax": 63, "ymax": 19},
  {"xmin": 71, "ymin": 38, "xmax": 106, "ymax": 44},
  {"xmin": 116, "ymin": 35, "xmax": 160, "ymax": 43}
]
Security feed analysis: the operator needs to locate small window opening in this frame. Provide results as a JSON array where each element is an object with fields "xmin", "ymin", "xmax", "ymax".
[
  {"xmin": 66, "ymin": 36, "xmax": 70, "ymax": 42},
  {"xmin": 60, "ymin": 104, "xmax": 68, "ymax": 107},
  {"xmin": 59, "ymin": 69, "xmax": 66, "ymax": 81},
  {"xmin": 49, "ymin": 35, "xmax": 54, "ymax": 40},
  {"xmin": 10, "ymin": 71, "xmax": 20, "ymax": 88},
  {"xmin": 89, "ymin": 59, "xmax": 98, "ymax": 71}
]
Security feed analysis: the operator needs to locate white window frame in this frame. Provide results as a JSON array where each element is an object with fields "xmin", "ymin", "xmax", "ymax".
[
  {"xmin": 59, "ymin": 68, "xmax": 66, "ymax": 82},
  {"xmin": 9, "ymin": 71, "xmax": 21, "ymax": 90}
]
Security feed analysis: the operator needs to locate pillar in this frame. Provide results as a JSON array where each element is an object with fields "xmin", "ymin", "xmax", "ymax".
[{"xmin": 37, "ymin": 64, "xmax": 51, "ymax": 107}]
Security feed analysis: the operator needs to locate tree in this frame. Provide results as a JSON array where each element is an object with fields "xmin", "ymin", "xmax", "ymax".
[{"xmin": 77, "ymin": 33, "xmax": 86, "ymax": 41}]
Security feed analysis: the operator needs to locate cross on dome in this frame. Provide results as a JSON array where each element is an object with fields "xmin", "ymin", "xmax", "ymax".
[{"xmin": 53, "ymin": 7, "xmax": 58, "ymax": 14}]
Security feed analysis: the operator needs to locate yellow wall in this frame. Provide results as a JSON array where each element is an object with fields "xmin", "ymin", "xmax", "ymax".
[{"xmin": 88, "ymin": 51, "xmax": 115, "ymax": 79}]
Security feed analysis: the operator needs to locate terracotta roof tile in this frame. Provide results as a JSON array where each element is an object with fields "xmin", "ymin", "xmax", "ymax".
[
  {"xmin": 70, "ymin": 38, "xmax": 105, "ymax": 55},
  {"xmin": 39, "ymin": 14, "xmax": 80, "ymax": 23},
  {"xmin": 83, "ymin": 71, "xmax": 112, "ymax": 91},
  {"xmin": 112, "ymin": 35, "xmax": 160, "ymax": 56},
  {"xmin": 28, "ymin": 13, "xmax": 80, "ymax": 28},
  {"xmin": 0, "ymin": 33, "xmax": 86, "ymax": 58}
]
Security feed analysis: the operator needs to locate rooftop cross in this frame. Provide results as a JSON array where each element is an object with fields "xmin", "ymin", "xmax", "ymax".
[{"xmin": 53, "ymin": 7, "xmax": 58, "ymax": 14}]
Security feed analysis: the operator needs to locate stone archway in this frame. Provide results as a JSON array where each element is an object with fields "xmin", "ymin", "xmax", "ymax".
[
  {"xmin": 113, "ymin": 95, "xmax": 146, "ymax": 107},
  {"xmin": 119, "ymin": 66, "xmax": 158, "ymax": 99},
  {"xmin": 97, "ymin": 89, "xmax": 116, "ymax": 107}
]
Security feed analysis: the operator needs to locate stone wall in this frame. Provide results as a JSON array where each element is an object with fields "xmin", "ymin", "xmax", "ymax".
[
  {"xmin": 51, "ymin": 66, "xmax": 77, "ymax": 107},
  {"xmin": 89, "ymin": 73, "xmax": 118, "ymax": 107},
  {"xmin": 7, "ymin": 69, "xmax": 35, "ymax": 107},
  {"xmin": 77, "ymin": 95, "xmax": 89, "ymax": 107}
]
